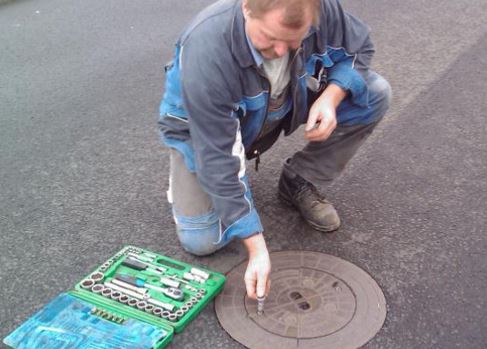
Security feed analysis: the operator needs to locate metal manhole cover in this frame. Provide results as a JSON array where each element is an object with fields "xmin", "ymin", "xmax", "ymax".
[{"xmin": 215, "ymin": 251, "xmax": 386, "ymax": 349}]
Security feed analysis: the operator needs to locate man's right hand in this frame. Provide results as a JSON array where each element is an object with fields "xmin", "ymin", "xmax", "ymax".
[{"xmin": 242, "ymin": 233, "xmax": 271, "ymax": 300}]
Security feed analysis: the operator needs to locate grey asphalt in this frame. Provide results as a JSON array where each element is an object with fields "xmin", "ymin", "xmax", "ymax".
[{"xmin": 1, "ymin": 0, "xmax": 486, "ymax": 348}]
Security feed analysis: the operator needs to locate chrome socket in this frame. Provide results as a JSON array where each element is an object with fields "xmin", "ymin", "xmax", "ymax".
[
  {"xmin": 152, "ymin": 307, "xmax": 163, "ymax": 316},
  {"xmin": 119, "ymin": 295, "xmax": 130, "ymax": 304},
  {"xmin": 101, "ymin": 288, "xmax": 113, "ymax": 297},
  {"xmin": 90, "ymin": 272, "xmax": 104, "ymax": 283},
  {"xmin": 161, "ymin": 310, "xmax": 171, "ymax": 319},
  {"xmin": 128, "ymin": 298, "xmax": 138, "ymax": 307},
  {"xmin": 91, "ymin": 284, "xmax": 104, "ymax": 294},
  {"xmin": 81, "ymin": 279, "xmax": 95, "ymax": 289},
  {"xmin": 110, "ymin": 291, "xmax": 121, "ymax": 301},
  {"xmin": 168, "ymin": 313, "xmax": 178, "ymax": 322},
  {"xmin": 144, "ymin": 304, "xmax": 155, "ymax": 313},
  {"xmin": 136, "ymin": 301, "xmax": 148, "ymax": 310}
]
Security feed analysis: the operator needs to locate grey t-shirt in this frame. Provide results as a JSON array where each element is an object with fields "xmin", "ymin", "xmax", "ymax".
[
  {"xmin": 260, "ymin": 52, "xmax": 292, "ymax": 136},
  {"xmin": 262, "ymin": 52, "xmax": 291, "ymax": 111}
]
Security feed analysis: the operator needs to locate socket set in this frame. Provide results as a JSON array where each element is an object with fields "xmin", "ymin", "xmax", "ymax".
[
  {"xmin": 3, "ymin": 246, "xmax": 226, "ymax": 349},
  {"xmin": 73, "ymin": 245, "xmax": 225, "ymax": 333}
]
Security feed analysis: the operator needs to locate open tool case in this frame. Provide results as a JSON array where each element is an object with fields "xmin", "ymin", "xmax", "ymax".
[{"xmin": 4, "ymin": 245, "xmax": 226, "ymax": 349}]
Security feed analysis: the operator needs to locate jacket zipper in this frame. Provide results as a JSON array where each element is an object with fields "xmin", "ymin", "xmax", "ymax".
[
  {"xmin": 252, "ymin": 47, "xmax": 303, "ymax": 171},
  {"xmin": 253, "ymin": 68, "xmax": 271, "ymax": 171},
  {"xmin": 290, "ymin": 47, "xmax": 303, "ymax": 131}
]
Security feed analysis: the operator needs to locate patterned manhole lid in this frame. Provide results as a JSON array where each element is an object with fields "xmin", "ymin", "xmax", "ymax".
[{"xmin": 215, "ymin": 251, "xmax": 386, "ymax": 349}]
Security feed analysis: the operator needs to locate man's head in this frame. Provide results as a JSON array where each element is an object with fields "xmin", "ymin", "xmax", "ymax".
[{"xmin": 243, "ymin": 0, "xmax": 320, "ymax": 60}]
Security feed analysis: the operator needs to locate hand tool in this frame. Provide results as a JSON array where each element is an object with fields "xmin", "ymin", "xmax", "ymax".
[
  {"xmin": 122, "ymin": 257, "xmax": 163, "ymax": 274},
  {"xmin": 147, "ymin": 298, "xmax": 176, "ymax": 312},
  {"xmin": 142, "ymin": 252, "xmax": 157, "ymax": 260},
  {"xmin": 167, "ymin": 275, "xmax": 198, "ymax": 292},
  {"xmin": 127, "ymin": 252, "xmax": 153, "ymax": 263},
  {"xmin": 160, "ymin": 277, "xmax": 180, "ymax": 288},
  {"xmin": 257, "ymin": 296, "xmax": 265, "ymax": 315},
  {"xmin": 121, "ymin": 258, "xmax": 147, "ymax": 271},
  {"xmin": 183, "ymin": 272, "xmax": 205, "ymax": 284},
  {"xmin": 124, "ymin": 257, "xmax": 167, "ymax": 274},
  {"xmin": 104, "ymin": 281, "xmax": 147, "ymax": 300},
  {"xmin": 190, "ymin": 267, "xmax": 210, "ymax": 280},
  {"xmin": 115, "ymin": 274, "xmax": 184, "ymax": 301},
  {"xmin": 111, "ymin": 279, "xmax": 148, "ymax": 295}
]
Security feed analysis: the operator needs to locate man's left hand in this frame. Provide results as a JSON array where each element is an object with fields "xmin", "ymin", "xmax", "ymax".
[{"xmin": 304, "ymin": 84, "xmax": 347, "ymax": 142}]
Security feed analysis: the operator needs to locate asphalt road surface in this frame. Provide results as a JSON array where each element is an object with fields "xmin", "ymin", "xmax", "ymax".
[{"xmin": 1, "ymin": 0, "xmax": 486, "ymax": 348}]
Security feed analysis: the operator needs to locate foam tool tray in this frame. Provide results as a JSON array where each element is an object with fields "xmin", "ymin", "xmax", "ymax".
[{"xmin": 4, "ymin": 245, "xmax": 226, "ymax": 349}]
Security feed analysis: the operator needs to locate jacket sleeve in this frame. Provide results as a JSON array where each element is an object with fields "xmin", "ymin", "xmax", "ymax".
[
  {"xmin": 322, "ymin": 0, "xmax": 375, "ymax": 107},
  {"xmin": 178, "ymin": 35, "xmax": 263, "ymax": 243}
]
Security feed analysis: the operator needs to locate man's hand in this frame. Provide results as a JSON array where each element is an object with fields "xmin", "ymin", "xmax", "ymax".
[
  {"xmin": 242, "ymin": 233, "xmax": 271, "ymax": 300},
  {"xmin": 304, "ymin": 83, "xmax": 347, "ymax": 142}
]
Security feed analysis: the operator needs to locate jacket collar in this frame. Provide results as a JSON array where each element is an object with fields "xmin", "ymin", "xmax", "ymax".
[{"xmin": 231, "ymin": 0, "xmax": 257, "ymax": 69}]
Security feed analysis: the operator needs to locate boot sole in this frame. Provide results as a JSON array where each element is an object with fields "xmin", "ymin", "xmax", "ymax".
[{"xmin": 278, "ymin": 192, "xmax": 340, "ymax": 233}]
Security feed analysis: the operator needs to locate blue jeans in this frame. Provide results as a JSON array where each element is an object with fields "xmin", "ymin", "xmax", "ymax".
[{"xmin": 167, "ymin": 70, "xmax": 391, "ymax": 256}]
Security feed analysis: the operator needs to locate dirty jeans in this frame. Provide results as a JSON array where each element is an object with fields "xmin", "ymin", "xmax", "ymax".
[{"xmin": 167, "ymin": 71, "xmax": 391, "ymax": 256}]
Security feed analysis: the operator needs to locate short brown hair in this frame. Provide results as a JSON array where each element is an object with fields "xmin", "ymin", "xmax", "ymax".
[{"xmin": 244, "ymin": 0, "xmax": 320, "ymax": 28}]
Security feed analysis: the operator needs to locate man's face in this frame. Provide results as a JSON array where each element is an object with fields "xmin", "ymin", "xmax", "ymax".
[{"xmin": 243, "ymin": 3, "xmax": 312, "ymax": 60}]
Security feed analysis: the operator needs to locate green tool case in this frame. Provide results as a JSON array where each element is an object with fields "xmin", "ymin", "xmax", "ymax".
[{"xmin": 4, "ymin": 245, "xmax": 226, "ymax": 349}]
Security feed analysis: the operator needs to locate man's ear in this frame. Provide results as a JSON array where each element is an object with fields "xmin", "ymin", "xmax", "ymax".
[{"xmin": 242, "ymin": 0, "xmax": 251, "ymax": 19}]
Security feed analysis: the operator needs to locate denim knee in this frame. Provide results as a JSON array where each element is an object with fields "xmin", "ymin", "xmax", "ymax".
[
  {"xmin": 172, "ymin": 208, "xmax": 227, "ymax": 256},
  {"xmin": 368, "ymin": 72, "xmax": 392, "ymax": 120},
  {"xmin": 336, "ymin": 71, "xmax": 392, "ymax": 125}
]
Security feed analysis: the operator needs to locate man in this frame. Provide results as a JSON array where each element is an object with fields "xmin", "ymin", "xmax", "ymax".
[{"xmin": 158, "ymin": 0, "xmax": 391, "ymax": 300}]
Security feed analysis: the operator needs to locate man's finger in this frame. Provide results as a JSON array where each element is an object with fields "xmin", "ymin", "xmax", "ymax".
[
  {"xmin": 306, "ymin": 117, "xmax": 336, "ymax": 142},
  {"xmin": 245, "ymin": 275, "xmax": 257, "ymax": 300},
  {"xmin": 265, "ymin": 279, "xmax": 271, "ymax": 297},
  {"xmin": 256, "ymin": 273, "xmax": 268, "ymax": 298},
  {"xmin": 305, "ymin": 109, "xmax": 320, "ymax": 132}
]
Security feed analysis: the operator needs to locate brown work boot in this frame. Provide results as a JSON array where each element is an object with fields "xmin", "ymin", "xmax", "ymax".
[{"xmin": 278, "ymin": 169, "xmax": 340, "ymax": 232}]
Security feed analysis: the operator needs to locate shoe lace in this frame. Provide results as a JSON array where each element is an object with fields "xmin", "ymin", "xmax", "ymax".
[{"xmin": 294, "ymin": 176, "xmax": 328, "ymax": 205}]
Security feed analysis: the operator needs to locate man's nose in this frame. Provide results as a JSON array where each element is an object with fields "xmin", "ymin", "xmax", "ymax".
[{"xmin": 274, "ymin": 42, "xmax": 288, "ymax": 57}]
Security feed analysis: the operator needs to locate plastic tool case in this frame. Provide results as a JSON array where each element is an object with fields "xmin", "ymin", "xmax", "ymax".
[{"xmin": 4, "ymin": 245, "xmax": 226, "ymax": 349}]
